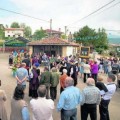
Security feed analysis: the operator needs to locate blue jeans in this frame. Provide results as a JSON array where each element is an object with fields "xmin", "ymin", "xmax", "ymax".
[
  {"xmin": 61, "ymin": 108, "xmax": 77, "ymax": 120},
  {"xmin": 104, "ymin": 66, "xmax": 108, "ymax": 74}
]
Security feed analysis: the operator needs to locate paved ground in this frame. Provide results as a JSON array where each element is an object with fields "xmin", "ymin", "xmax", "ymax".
[{"xmin": 0, "ymin": 53, "xmax": 120, "ymax": 120}]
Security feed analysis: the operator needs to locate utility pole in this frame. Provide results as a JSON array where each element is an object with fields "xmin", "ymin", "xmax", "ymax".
[
  {"xmin": 50, "ymin": 19, "xmax": 52, "ymax": 37},
  {"xmin": 65, "ymin": 26, "xmax": 68, "ymax": 40},
  {"xmin": 65, "ymin": 26, "xmax": 67, "ymax": 37}
]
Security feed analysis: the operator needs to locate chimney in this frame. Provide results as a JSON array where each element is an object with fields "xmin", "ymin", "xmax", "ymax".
[
  {"xmin": 40, "ymin": 27, "xmax": 43, "ymax": 30},
  {"xmin": 58, "ymin": 28, "xmax": 61, "ymax": 32}
]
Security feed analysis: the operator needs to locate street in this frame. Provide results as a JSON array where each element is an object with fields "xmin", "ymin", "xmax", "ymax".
[{"xmin": 0, "ymin": 53, "xmax": 120, "ymax": 120}]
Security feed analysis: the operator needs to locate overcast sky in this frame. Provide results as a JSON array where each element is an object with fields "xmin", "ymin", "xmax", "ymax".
[{"xmin": 0, "ymin": 0, "xmax": 120, "ymax": 35}]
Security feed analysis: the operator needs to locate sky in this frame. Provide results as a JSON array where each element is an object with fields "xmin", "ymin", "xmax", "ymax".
[{"xmin": 0, "ymin": 0, "xmax": 120, "ymax": 36}]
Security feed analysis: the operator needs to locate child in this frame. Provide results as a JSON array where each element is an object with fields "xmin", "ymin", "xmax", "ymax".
[{"xmin": 96, "ymin": 76, "xmax": 108, "ymax": 95}]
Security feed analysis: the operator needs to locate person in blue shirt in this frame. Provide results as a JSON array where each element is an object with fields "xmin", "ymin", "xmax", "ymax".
[
  {"xmin": 57, "ymin": 77, "xmax": 82, "ymax": 120},
  {"xmin": 15, "ymin": 63, "xmax": 28, "ymax": 90}
]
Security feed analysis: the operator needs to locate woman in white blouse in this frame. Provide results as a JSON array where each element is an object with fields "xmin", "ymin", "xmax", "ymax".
[{"xmin": 83, "ymin": 61, "xmax": 91, "ymax": 83}]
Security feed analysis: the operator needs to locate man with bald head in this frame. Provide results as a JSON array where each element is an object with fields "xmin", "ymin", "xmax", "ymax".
[
  {"xmin": 57, "ymin": 77, "xmax": 82, "ymax": 120},
  {"xmin": 81, "ymin": 78, "xmax": 101, "ymax": 120},
  {"xmin": 30, "ymin": 85, "xmax": 54, "ymax": 120}
]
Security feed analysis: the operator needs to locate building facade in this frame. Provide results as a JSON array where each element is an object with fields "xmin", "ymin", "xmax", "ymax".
[
  {"xmin": 45, "ymin": 29, "xmax": 62, "ymax": 38},
  {"xmin": 27, "ymin": 37, "xmax": 79, "ymax": 57},
  {"xmin": 5, "ymin": 28, "xmax": 24, "ymax": 37}
]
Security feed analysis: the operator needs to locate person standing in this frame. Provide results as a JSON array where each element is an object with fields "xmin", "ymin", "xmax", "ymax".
[
  {"xmin": 9, "ymin": 53, "xmax": 13, "ymax": 66},
  {"xmin": 22, "ymin": 56, "xmax": 31, "ymax": 74},
  {"xmin": 15, "ymin": 63, "xmax": 28, "ymax": 90},
  {"xmin": 50, "ymin": 67, "xmax": 59, "ymax": 101},
  {"xmin": 32, "ymin": 56, "xmax": 39, "ymax": 65},
  {"xmin": 68, "ymin": 64, "xmax": 77, "ymax": 86},
  {"xmin": 57, "ymin": 77, "xmax": 82, "ymax": 120},
  {"xmin": 96, "ymin": 76, "xmax": 108, "ymax": 95},
  {"xmin": 0, "ymin": 80, "xmax": 8, "ymax": 120},
  {"xmin": 40, "ymin": 67, "xmax": 52, "ymax": 99},
  {"xmin": 83, "ymin": 61, "xmax": 91, "ymax": 83},
  {"xmin": 99, "ymin": 74, "xmax": 116, "ymax": 120},
  {"xmin": 103, "ymin": 58, "xmax": 108, "ymax": 74},
  {"xmin": 59, "ymin": 69, "xmax": 68, "ymax": 93},
  {"xmin": 29, "ymin": 63, "xmax": 40, "ymax": 98},
  {"xmin": 81, "ymin": 78, "xmax": 101, "ymax": 120},
  {"xmin": 79, "ymin": 60, "xmax": 84, "ymax": 79},
  {"xmin": 91, "ymin": 61, "xmax": 99, "ymax": 84},
  {"xmin": 30, "ymin": 85, "xmax": 54, "ymax": 120},
  {"xmin": 10, "ymin": 85, "xmax": 30, "ymax": 120}
]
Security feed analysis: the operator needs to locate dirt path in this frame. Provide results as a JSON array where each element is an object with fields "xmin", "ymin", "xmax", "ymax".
[{"xmin": 0, "ymin": 53, "xmax": 120, "ymax": 120}]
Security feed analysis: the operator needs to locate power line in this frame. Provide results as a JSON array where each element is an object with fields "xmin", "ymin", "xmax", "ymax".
[
  {"xmin": 0, "ymin": 7, "xmax": 50, "ymax": 23},
  {"xmin": 67, "ymin": 0, "xmax": 116, "ymax": 27},
  {"xmin": 91, "ymin": 1, "xmax": 120, "ymax": 19},
  {"xmin": 68, "ymin": 1, "xmax": 120, "ymax": 29},
  {"xmin": 106, "ymin": 30, "xmax": 120, "ymax": 31}
]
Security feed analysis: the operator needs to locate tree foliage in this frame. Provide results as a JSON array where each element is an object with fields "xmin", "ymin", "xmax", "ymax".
[
  {"xmin": 20, "ymin": 23, "xmax": 32, "ymax": 38},
  {"xmin": 61, "ymin": 34, "xmax": 67, "ymax": 39},
  {"xmin": 11, "ymin": 22, "xmax": 20, "ymax": 28},
  {"xmin": 74, "ymin": 26, "xmax": 108, "ymax": 53},
  {"xmin": 0, "ymin": 29, "xmax": 5, "ymax": 39},
  {"xmin": 33, "ymin": 29, "xmax": 47, "ymax": 40},
  {"xmin": 24, "ymin": 26, "xmax": 32, "ymax": 38}
]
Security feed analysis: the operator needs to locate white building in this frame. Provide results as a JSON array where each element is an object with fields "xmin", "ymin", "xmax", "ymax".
[{"xmin": 5, "ymin": 28, "xmax": 24, "ymax": 37}]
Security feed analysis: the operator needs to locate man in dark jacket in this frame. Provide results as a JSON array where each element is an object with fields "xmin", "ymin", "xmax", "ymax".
[{"xmin": 40, "ymin": 67, "xmax": 52, "ymax": 99}]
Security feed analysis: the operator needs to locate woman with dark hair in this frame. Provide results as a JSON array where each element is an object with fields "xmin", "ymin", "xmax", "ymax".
[
  {"xmin": 10, "ymin": 85, "xmax": 30, "ymax": 120},
  {"xmin": 0, "ymin": 80, "xmax": 8, "ymax": 120}
]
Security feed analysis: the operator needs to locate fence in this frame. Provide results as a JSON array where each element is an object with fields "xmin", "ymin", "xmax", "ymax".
[{"xmin": 0, "ymin": 46, "xmax": 27, "ymax": 52}]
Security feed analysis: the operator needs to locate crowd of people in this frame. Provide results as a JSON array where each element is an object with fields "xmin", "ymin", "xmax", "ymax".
[{"xmin": 0, "ymin": 50, "xmax": 119, "ymax": 120}]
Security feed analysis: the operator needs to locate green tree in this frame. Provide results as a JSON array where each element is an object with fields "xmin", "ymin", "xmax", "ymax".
[
  {"xmin": 74, "ymin": 26, "xmax": 108, "ymax": 53},
  {"xmin": 11, "ymin": 22, "xmax": 20, "ymax": 28},
  {"xmin": 33, "ymin": 29, "xmax": 47, "ymax": 40},
  {"xmin": 20, "ymin": 23, "xmax": 32, "ymax": 38},
  {"xmin": 24, "ymin": 26, "xmax": 32, "ymax": 38},
  {"xmin": 0, "ymin": 24, "xmax": 5, "ymax": 39},
  {"xmin": 74, "ymin": 26, "xmax": 97, "ymax": 46},
  {"xmin": 61, "ymin": 34, "xmax": 67, "ymax": 39}
]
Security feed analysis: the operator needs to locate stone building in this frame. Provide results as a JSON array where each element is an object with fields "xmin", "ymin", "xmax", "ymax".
[{"xmin": 27, "ymin": 37, "xmax": 79, "ymax": 57}]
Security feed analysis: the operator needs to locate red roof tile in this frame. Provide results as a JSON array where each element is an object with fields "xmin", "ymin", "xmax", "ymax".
[
  {"xmin": 27, "ymin": 37, "xmax": 79, "ymax": 47},
  {"xmin": 45, "ymin": 29, "xmax": 62, "ymax": 34},
  {"xmin": 5, "ymin": 28, "xmax": 24, "ymax": 31}
]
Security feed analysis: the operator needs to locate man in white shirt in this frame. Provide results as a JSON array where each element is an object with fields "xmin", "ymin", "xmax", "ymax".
[
  {"xmin": 99, "ymin": 74, "xmax": 116, "ymax": 120},
  {"xmin": 30, "ymin": 85, "xmax": 54, "ymax": 120}
]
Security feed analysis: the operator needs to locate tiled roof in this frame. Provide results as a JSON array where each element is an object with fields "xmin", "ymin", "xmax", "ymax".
[
  {"xmin": 27, "ymin": 37, "xmax": 79, "ymax": 47},
  {"xmin": 45, "ymin": 29, "xmax": 62, "ymax": 34},
  {"xmin": 5, "ymin": 28, "xmax": 24, "ymax": 31}
]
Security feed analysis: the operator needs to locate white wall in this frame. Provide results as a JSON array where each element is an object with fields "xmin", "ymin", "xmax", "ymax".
[
  {"xmin": 66, "ymin": 46, "xmax": 73, "ymax": 56},
  {"xmin": 5, "ymin": 29, "xmax": 24, "ymax": 37}
]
